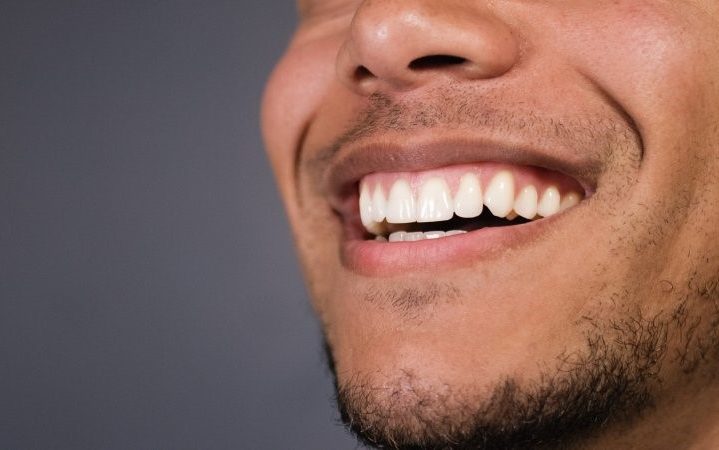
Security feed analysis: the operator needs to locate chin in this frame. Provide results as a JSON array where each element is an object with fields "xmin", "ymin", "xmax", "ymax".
[{"xmin": 322, "ymin": 295, "xmax": 667, "ymax": 450}]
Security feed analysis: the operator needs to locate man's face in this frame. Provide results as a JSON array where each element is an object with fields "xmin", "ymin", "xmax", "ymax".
[{"xmin": 262, "ymin": 1, "xmax": 719, "ymax": 448}]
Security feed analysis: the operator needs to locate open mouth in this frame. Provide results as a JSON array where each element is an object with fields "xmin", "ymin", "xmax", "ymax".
[{"xmin": 358, "ymin": 162, "xmax": 585, "ymax": 242}]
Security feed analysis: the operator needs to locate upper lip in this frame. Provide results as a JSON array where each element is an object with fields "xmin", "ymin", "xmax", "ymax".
[{"xmin": 322, "ymin": 130, "xmax": 602, "ymax": 215}]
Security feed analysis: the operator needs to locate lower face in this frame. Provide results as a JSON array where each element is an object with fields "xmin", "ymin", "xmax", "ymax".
[{"xmin": 263, "ymin": 1, "xmax": 719, "ymax": 448}]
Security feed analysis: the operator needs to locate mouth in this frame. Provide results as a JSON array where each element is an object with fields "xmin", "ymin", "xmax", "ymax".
[
  {"xmin": 323, "ymin": 137, "xmax": 597, "ymax": 276},
  {"xmin": 358, "ymin": 163, "xmax": 584, "ymax": 241}
]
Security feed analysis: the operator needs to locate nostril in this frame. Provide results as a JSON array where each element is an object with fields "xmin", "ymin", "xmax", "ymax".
[
  {"xmin": 353, "ymin": 65, "xmax": 374, "ymax": 82},
  {"xmin": 408, "ymin": 55, "xmax": 467, "ymax": 71}
]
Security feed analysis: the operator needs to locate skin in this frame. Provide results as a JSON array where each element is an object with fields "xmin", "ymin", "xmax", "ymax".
[{"xmin": 262, "ymin": 1, "xmax": 719, "ymax": 448}]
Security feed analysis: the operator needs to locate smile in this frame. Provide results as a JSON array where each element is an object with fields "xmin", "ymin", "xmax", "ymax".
[
  {"xmin": 358, "ymin": 162, "xmax": 585, "ymax": 241},
  {"xmin": 323, "ymin": 135, "xmax": 599, "ymax": 275}
]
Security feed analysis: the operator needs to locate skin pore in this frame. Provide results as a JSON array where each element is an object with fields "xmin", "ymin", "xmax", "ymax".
[{"xmin": 262, "ymin": 1, "xmax": 719, "ymax": 449}]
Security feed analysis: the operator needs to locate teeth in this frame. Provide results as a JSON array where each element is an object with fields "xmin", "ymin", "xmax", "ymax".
[
  {"xmin": 560, "ymin": 191, "xmax": 582, "ymax": 211},
  {"xmin": 387, "ymin": 230, "xmax": 462, "ymax": 242},
  {"xmin": 386, "ymin": 179, "xmax": 416, "ymax": 223},
  {"xmin": 483, "ymin": 171, "xmax": 515, "ymax": 218},
  {"xmin": 424, "ymin": 230, "xmax": 446, "ymax": 240},
  {"xmin": 404, "ymin": 231, "xmax": 425, "ymax": 241},
  {"xmin": 359, "ymin": 182, "xmax": 374, "ymax": 227},
  {"xmin": 388, "ymin": 231, "xmax": 406, "ymax": 242},
  {"xmin": 417, "ymin": 177, "xmax": 453, "ymax": 223},
  {"xmin": 359, "ymin": 169, "xmax": 585, "ymax": 240},
  {"xmin": 371, "ymin": 185, "xmax": 387, "ymax": 222},
  {"xmin": 537, "ymin": 186, "xmax": 561, "ymax": 217},
  {"xmin": 454, "ymin": 173, "xmax": 483, "ymax": 218},
  {"xmin": 514, "ymin": 185, "xmax": 538, "ymax": 219}
]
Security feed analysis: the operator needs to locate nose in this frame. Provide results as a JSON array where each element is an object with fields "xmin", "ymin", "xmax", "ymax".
[{"xmin": 336, "ymin": 0, "xmax": 520, "ymax": 94}]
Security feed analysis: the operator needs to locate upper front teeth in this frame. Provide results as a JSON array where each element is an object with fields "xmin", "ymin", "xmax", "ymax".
[
  {"xmin": 371, "ymin": 185, "xmax": 387, "ymax": 223},
  {"xmin": 483, "ymin": 170, "xmax": 515, "ymax": 218},
  {"xmin": 417, "ymin": 177, "xmax": 453, "ymax": 223},
  {"xmin": 454, "ymin": 173, "xmax": 483, "ymax": 218},
  {"xmin": 386, "ymin": 179, "xmax": 416, "ymax": 223},
  {"xmin": 359, "ymin": 169, "xmax": 584, "ymax": 234},
  {"xmin": 514, "ymin": 185, "xmax": 538, "ymax": 219},
  {"xmin": 537, "ymin": 186, "xmax": 560, "ymax": 217}
]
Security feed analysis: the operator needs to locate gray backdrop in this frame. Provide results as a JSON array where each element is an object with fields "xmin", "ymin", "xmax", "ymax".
[{"xmin": 1, "ymin": 2, "xmax": 359, "ymax": 448}]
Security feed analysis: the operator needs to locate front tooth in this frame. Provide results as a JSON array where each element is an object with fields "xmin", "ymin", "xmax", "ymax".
[
  {"xmin": 386, "ymin": 179, "xmax": 416, "ymax": 223},
  {"xmin": 359, "ymin": 182, "xmax": 374, "ymax": 227},
  {"xmin": 389, "ymin": 231, "xmax": 406, "ymax": 242},
  {"xmin": 446, "ymin": 230, "xmax": 467, "ymax": 237},
  {"xmin": 418, "ymin": 177, "xmax": 453, "ymax": 223},
  {"xmin": 560, "ymin": 191, "xmax": 582, "ymax": 211},
  {"xmin": 371, "ymin": 185, "xmax": 387, "ymax": 222},
  {"xmin": 537, "ymin": 186, "xmax": 561, "ymax": 217},
  {"xmin": 424, "ymin": 231, "xmax": 446, "ymax": 240},
  {"xmin": 454, "ymin": 173, "xmax": 483, "ymax": 218},
  {"xmin": 514, "ymin": 185, "xmax": 538, "ymax": 219},
  {"xmin": 404, "ymin": 232, "xmax": 425, "ymax": 241},
  {"xmin": 484, "ymin": 171, "xmax": 515, "ymax": 217}
]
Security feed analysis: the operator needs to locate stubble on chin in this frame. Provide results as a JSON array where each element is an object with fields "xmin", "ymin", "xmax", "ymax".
[
  {"xmin": 361, "ymin": 282, "xmax": 462, "ymax": 321},
  {"xmin": 325, "ymin": 284, "xmax": 719, "ymax": 450}
]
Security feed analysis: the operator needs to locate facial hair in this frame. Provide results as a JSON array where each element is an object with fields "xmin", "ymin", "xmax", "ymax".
[{"xmin": 324, "ymin": 290, "xmax": 719, "ymax": 449}]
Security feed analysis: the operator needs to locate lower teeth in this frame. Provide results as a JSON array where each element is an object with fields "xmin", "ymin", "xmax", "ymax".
[
  {"xmin": 376, "ymin": 230, "xmax": 468, "ymax": 243},
  {"xmin": 370, "ymin": 210, "xmax": 535, "ymax": 243}
]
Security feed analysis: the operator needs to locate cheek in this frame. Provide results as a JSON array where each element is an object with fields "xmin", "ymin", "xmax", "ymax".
[
  {"xmin": 261, "ymin": 36, "xmax": 342, "ymax": 198},
  {"xmin": 554, "ymin": 1, "xmax": 719, "ymax": 206},
  {"xmin": 562, "ymin": 1, "xmax": 718, "ymax": 129}
]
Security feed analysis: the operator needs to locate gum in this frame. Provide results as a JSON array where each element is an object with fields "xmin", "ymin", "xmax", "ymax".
[{"xmin": 360, "ymin": 162, "xmax": 584, "ymax": 198}]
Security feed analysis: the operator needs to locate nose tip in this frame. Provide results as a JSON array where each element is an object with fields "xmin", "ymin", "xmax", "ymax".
[{"xmin": 337, "ymin": 1, "xmax": 520, "ymax": 94}]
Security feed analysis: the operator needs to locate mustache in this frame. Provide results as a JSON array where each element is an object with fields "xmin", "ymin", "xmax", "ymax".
[{"xmin": 304, "ymin": 85, "xmax": 642, "ymax": 181}]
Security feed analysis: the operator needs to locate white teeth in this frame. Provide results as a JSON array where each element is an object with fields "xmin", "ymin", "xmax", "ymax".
[
  {"xmin": 359, "ymin": 182, "xmax": 374, "ymax": 227},
  {"xmin": 386, "ymin": 179, "xmax": 416, "ymax": 223},
  {"xmin": 388, "ymin": 231, "xmax": 406, "ymax": 242},
  {"xmin": 560, "ymin": 191, "xmax": 582, "ymax": 211},
  {"xmin": 483, "ymin": 171, "xmax": 515, "ymax": 218},
  {"xmin": 514, "ymin": 185, "xmax": 538, "ymax": 219},
  {"xmin": 387, "ymin": 230, "xmax": 458, "ymax": 242},
  {"xmin": 454, "ymin": 173, "xmax": 483, "ymax": 218},
  {"xmin": 424, "ymin": 230, "xmax": 446, "ymax": 240},
  {"xmin": 537, "ymin": 186, "xmax": 561, "ymax": 217},
  {"xmin": 404, "ymin": 231, "xmax": 425, "ymax": 241},
  {"xmin": 417, "ymin": 177, "xmax": 453, "ymax": 223},
  {"xmin": 360, "ymin": 171, "xmax": 583, "ymax": 240},
  {"xmin": 371, "ymin": 185, "xmax": 387, "ymax": 222}
]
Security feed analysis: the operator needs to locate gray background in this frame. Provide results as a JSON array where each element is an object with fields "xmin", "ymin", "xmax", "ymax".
[{"xmin": 1, "ymin": 2, "xmax": 359, "ymax": 449}]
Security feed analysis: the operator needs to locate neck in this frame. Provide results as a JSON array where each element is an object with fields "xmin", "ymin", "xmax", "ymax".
[{"xmin": 582, "ymin": 375, "xmax": 719, "ymax": 450}]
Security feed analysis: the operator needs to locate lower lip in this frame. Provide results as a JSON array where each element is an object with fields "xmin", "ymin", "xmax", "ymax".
[{"xmin": 341, "ymin": 218, "xmax": 556, "ymax": 277}]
